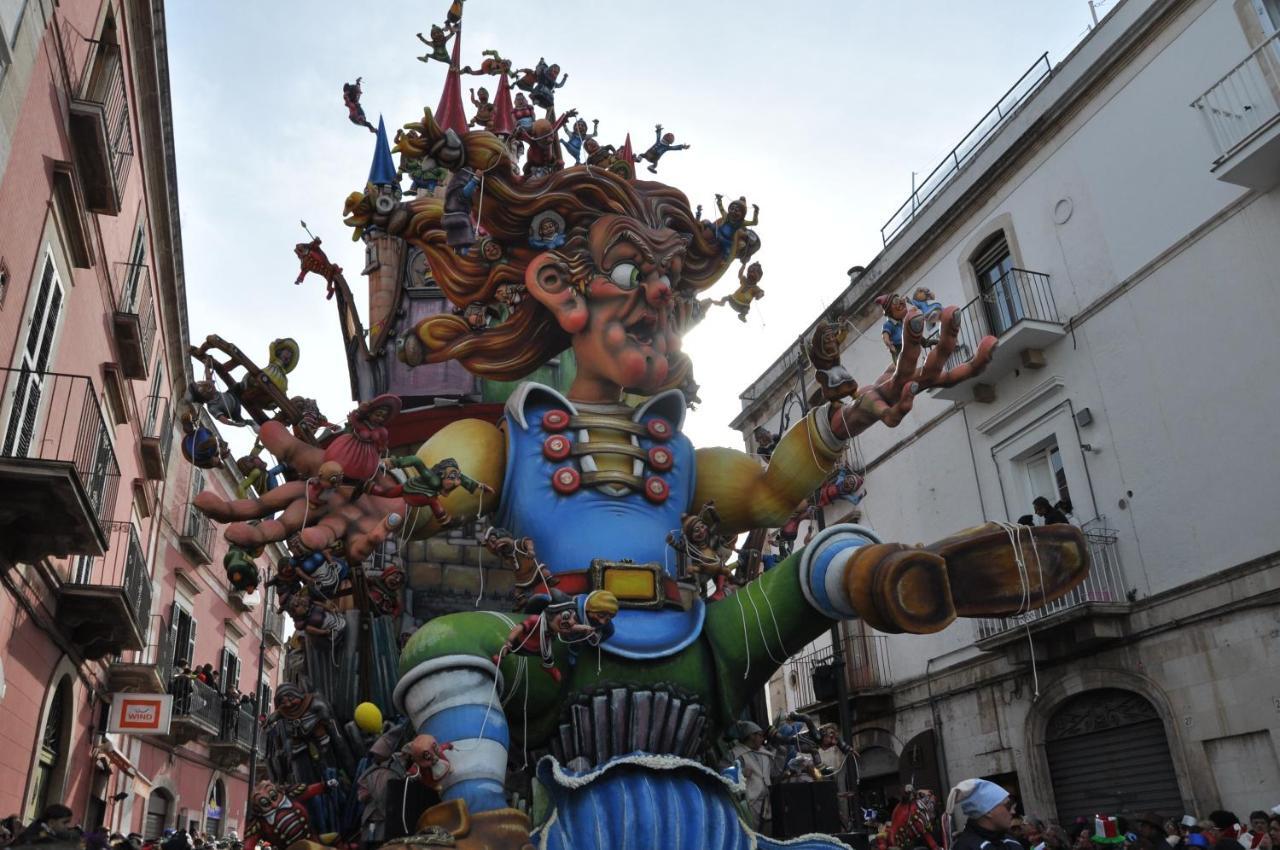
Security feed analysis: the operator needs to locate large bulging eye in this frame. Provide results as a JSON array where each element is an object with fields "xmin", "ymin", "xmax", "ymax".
[{"xmin": 608, "ymin": 263, "xmax": 640, "ymax": 290}]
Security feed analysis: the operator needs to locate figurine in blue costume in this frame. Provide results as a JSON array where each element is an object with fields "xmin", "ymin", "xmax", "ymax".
[
  {"xmin": 637, "ymin": 123, "xmax": 690, "ymax": 173},
  {"xmin": 559, "ymin": 117, "xmax": 598, "ymax": 164},
  {"xmin": 712, "ymin": 193, "xmax": 759, "ymax": 261}
]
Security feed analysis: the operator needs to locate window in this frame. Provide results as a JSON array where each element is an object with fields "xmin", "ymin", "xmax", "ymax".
[
  {"xmin": 1023, "ymin": 441, "xmax": 1073, "ymax": 517},
  {"xmin": 3, "ymin": 251, "xmax": 65, "ymax": 457},
  {"xmin": 168, "ymin": 601, "xmax": 196, "ymax": 669},
  {"xmin": 0, "ymin": 0, "xmax": 26, "ymax": 48},
  {"xmin": 120, "ymin": 223, "xmax": 147, "ymax": 311},
  {"xmin": 144, "ymin": 363, "xmax": 165, "ymax": 433},
  {"xmin": 26, "ymin": 676, "xmax": 69, "ymax": 821},
  {"xmin": 971, "ymin": 232, "xmax": 1024, "ymax": 335},
  {"xmin": 1252, "ymin": 0, "xmax": 1280, "ymax": 34},
  {"xmin": 219, "ymin": 648, "xmax": 240, "ymax": 694},
  {"xmin": 258, "ymin": 682, "xmax": 272, "ymax": 714}
]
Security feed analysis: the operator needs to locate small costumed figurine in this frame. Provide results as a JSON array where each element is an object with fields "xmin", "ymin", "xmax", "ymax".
[
  {"xmin": 460, "ymin": 48, "xmax": 512, "ymax": 77},
  {"xmin": 366, "ymin": 565, "xmax": 406, "ymax": 617},
  {"xmin": 512, "ymin": 92, "xmax": 535, "ymax": 133},
  {"xmin": 285, "ymin": 586, "xmax": 346, "ymax": 643},
  {"xmin": 637, "ymin": 124, "xmax": 690, "ymax": 174},
  {"xmin": 713, "ymin": 194, "xmax": 759, "ymax": 261},
  {"xmin": 415, "ymin": 22, "xmax": 456, "ymax": 65},
  {"xmin": 469, "ymin": 86, "xmax": 494, "ymax": 130},
  {"xmin": 293, "ymin": 236, "xmax": 341, "ymax": 300},
  {"xmin": 908, "ymin": 286, "xmax": 943, "ymax": 323},
  {"xmin": 481, "ymin": 526, "xmax": 558, "ymax": 607},
  {"xmin": 876, "ymin": 293, "xmax": 909, "ymax": 361},
  {"xmin": 244, "ymin": 778, "xmax": 339, "ymax": 850},
  {"xmin": 493, "ymin": 590, "xmax": 618, "ymax": 682},
  {"xmin": 321, "ymin": 394, "xmax": 401, "ymax": 483},
  {"xmin": 752, "ymin": 425, "xmax": 778, "ymax": 461},
  {"xmin": 515, "ymin": 111, "xmax": 577, "ymax": 181},
  {"xmin": 529, "ymin": 58, "xmax": 569, "ymax": 110},
  {"xmin": 528, "ymin": 211, "xmax": 567, "ymax": 250},
  {"xmin": 342, "ymin": 77, "xmax": 376, "ymax": 134},
  {"xmin": 559, "ymin": 117, "xmax": 599, "ymax": 164},
  {"xmin": 371, "ymin": 456, "xmax": 494, "ymax": 525},
  {"xmin": 404, "ymin": 733, "xmax": 454, "ymax": 791},
  {"xmin": 713, "ymin": 261, "xmax": 765, "ymax": 322},
  {"xmin": 179, "ymin": 412, "xmax": 230, "ymax": 469},
  {"xmin": 808, "ymin": 313, "xmax": 858, "ymax": 402},
  {"xmin": 887, "ymin": 787, "xmax": 940, "ymax": 850},
  {"xmin": 667, "ymin": 501, "xmax": 737, "ymax": 594}
]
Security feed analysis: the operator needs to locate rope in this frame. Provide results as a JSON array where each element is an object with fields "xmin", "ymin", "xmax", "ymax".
[
  {"xmin": 994, "ymin": 521, "xmax": 1042, "ymax": 699},
  {"xmin": 736, "ymin": 591, "xmax": 751, "ymax": 680}
]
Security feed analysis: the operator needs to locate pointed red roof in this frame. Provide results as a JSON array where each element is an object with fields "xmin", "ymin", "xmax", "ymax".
[
  {"xmin": 620, "ymin": 133, "xmax": 636, "ymax": 175},
  {"xmin": 434, "ymin": 29, "xmax": 468, "ymax": 135},
  {"xmin": 490, "ymin": 68, "xmax": 514, "ymax": 136}
]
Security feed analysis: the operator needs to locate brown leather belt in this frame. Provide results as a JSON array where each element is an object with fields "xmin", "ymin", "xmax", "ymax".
[{"xmin": 553, "ymin": 560, "xmax": 688, "ymax": 610}]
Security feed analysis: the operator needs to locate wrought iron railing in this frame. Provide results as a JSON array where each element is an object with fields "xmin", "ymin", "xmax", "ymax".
[
  {"xmin": 113, "ymin": 261, "xmax": 157, "ymax": 365},
  {"xmin": 944, "ymin": 268, "xmax": 1060, "ymax": 371},
  {"xmin": 263, "ymin": 600, "xmax": 284, "ymax": 646},
  {"xmin": 974, "ymin": 522, "xmax": 1127, "ymax": 640},
  {"xmin": 783, "ymin": 633, "xmax": 893, "ymax": 711},
  {"xmin": 0, "ymin": 368, "xmax": 120, "ymax": 528},
  {"xmin": 74, "ymin": 42, "xmax": 134, "ymax": 192},
  {"xmin": 182, "ymin": 504, "xmax": 214, "ymax": 553},
  {"xmin": 168, "ymin": 674, "xmax": 223, "ymax": 731},
  {"xmin": 217, "ymin": 703, "xmax": 258, "ymax": 748},
  {"xmin": 881, "ymin": 53, "xmax": 1052, "ymax": 245},
  {"xmin": 64, "ymin": 520, "xmax": 153, "ymax": 631},
  {"xmin": 1191, "ymin": 30, "xmax": 1280, "ymax": 162}
]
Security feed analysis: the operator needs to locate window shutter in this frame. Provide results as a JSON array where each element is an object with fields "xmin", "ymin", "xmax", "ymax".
[
  {"xmin": 185, "ymin": 614, "xmax": 197, "ymax": 668},
  {"xmin": 167, "ymin": 603, "xmax": 182, "ymax": 668}
]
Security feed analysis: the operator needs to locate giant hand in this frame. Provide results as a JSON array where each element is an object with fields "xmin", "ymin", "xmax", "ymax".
[
  {"xmin": 831, "ymin": 305, "xmax": 996, "ymax": 440},
  {"xmin": 193, "ymin": 421, "xmax": 405, "ymax": 560}
]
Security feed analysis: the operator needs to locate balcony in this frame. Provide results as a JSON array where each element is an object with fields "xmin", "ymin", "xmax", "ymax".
[
  {"xmin": 108, "ymin": 614, "xmax": 172, "ymax": 694},
  {"xmin": 166, "ymin": 675, "xmax": 222, "ymax": 743},
  {"xmin": 1192, "ymin": 30, "xmax": 1280, "ymax": 191},
  {"xmin": 781, "ymin": 633, "xmax": 894, "ymax": 718},
  {"xmin": 0, "ymin": 369, "xmax": 118, "ymax": 562},
  {"xmin": 209, "ymin": 704, "xmax": 258, "ymax": 769},
  {"xmin": 880, "ymin": 53, "xmax": 1051, "ymax": 246},
  {"xmin": 58, "ymin": 521, "xmax": 153, "ymax": 659},
  {"xmin": 112, "ymin": 262, "xmax": 156, "ymax": 380},
  {"xmin": 263, "ymin": 603, "xmax": 285, "ymax": 647},
  {"xmin": 179, "ymin": 505, "xmax": 215, "ymax": 566},
  {"xmin": 931, "ymin": 268, "xmax": 1066, "ymax": 403},
  {"xmin": 68, "ymin": 42, "xmax": 133, "ymax": 215},
  {"xmin": 139, "ymin": 394, "xmax": 171, "ymax": 481},
  {"xmin": 974, "ymin": 523, "xmax": 1130, "ymax": 658}
]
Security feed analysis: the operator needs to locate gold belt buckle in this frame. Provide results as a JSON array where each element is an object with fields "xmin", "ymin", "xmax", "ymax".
[{"xmin": 588, "ymin": 559, "xmax": 664, "ymax": 610}]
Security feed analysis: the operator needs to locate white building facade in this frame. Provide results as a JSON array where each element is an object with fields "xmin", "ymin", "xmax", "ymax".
[{"xmin": 733, "ymin": 0, "xmax": 1280, "ymax": 822}]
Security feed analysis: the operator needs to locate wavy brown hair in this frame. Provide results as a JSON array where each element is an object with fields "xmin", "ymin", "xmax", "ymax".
[{"xmin": 402, "ymin": 124, "xmax": 727, "ymax": 383}]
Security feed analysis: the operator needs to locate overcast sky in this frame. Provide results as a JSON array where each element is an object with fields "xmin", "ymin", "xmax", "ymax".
[{"xmin": 167, "ymin": 0, "xmax": 1100, "ymax": 453}]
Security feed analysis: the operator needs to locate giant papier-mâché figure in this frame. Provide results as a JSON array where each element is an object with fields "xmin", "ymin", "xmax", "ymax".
[
  {"xmin": 184, "ymin": 76, "xmax": 1085, "ymax": 841},
  {"xmin": 376, "ymin": 111, "xmax": 1089, "ymax": 849}
]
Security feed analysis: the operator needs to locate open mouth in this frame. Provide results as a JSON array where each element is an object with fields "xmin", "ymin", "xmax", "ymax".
[{"xmin": 625, "ymin": 315, "xmax": 657, "ymax": 346}]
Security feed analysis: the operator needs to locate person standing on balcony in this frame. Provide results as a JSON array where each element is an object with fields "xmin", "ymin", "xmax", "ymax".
[{"xmin": 1032, "ymin": 497, "xmax": 1070, "ymax": 526}]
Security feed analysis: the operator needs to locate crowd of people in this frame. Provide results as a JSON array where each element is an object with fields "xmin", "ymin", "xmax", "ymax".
[
  {"xmin": 930, "ymin": 778, "xmax": 1280, "ymax": 850},
  {"xmin": 0, "ymin": 806, "xmax": 244, "ymax": 850}
]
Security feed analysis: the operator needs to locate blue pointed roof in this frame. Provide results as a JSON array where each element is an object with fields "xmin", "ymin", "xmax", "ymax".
[{"xmin": 368, "ymin": 116, "xmax": 398, "ymax": 186}]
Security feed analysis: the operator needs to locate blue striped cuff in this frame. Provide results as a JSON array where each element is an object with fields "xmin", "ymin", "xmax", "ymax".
[{"xmin": 422, "ymin": 702, "xmax": 510, "ymax": 748}]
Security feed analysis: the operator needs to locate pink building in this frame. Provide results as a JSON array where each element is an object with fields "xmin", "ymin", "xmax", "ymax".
[{"xmin": 0, "ymin": 0, "xmax": 282, "ymax": 837}]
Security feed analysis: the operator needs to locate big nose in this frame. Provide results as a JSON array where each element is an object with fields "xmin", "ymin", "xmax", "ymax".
[{"xmin": 641, "ymin": 271, "xmax": 671, "ymax": 306}]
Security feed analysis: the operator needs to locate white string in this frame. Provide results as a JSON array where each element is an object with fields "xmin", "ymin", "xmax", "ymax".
[
  {"xmin": 743, "ymin": 580, "xmax": 785, "ymax": 665},
  {"xmin": 735, "ymin": 591, "xmax": 751, "ymax": 680},
  {"xmin": 754, "ymin": 575, "xmax": 788, "ymax": 657},
  {"xmin": 994, "ymin": 521, "xmax": 1041, "ymax": 699}
]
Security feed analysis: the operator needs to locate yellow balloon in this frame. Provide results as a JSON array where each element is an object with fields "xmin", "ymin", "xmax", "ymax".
[{"xmin": 353, "ymin": 702, "xmax": 383, "ymax": 735}]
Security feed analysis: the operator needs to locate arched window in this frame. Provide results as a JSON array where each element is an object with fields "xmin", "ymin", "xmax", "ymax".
[
  {"xmin": 204, "ymin": 778, "xmax": 226, "ymax": 837},
  {"xmin": 26, "ymin": 677, "xmax": 72, "ymax": 821},
  {"xmin": 143, "ymin": 789, "xmax": 173, "ymax": 840},
  {"xmin": 1045, "ymin": 688, "xmax": 1181, "ymax": 822},
  {"xmin": 970, "ymin": 232, "xmax": 1024, "ymax": 335}
]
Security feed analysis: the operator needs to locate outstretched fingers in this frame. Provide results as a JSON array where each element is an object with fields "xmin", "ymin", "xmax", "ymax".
[
  {"xmin": 935, "ymin": 334, "xmax": 998, "ymax": 388},
  {"xmin": 258, "ymin": 420, "xmax": 324, "ymax": 476},
  {"xmin": 889, "ymin": 310, "xmax": 925, "ymax": 394}
]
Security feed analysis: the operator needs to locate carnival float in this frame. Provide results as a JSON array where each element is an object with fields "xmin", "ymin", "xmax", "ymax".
[{"xmin": 183, "ymin": 6, "xmax": 1092, "ymax": 849}]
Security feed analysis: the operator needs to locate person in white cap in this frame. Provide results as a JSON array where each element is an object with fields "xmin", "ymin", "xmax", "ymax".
[
  {"xmin": 730, "ymin": 720, "xmax": 779, "ymax": 833},
  {"xmin": 945, "ymin": 778, "xmax": 1022, "ymax": 850}
]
